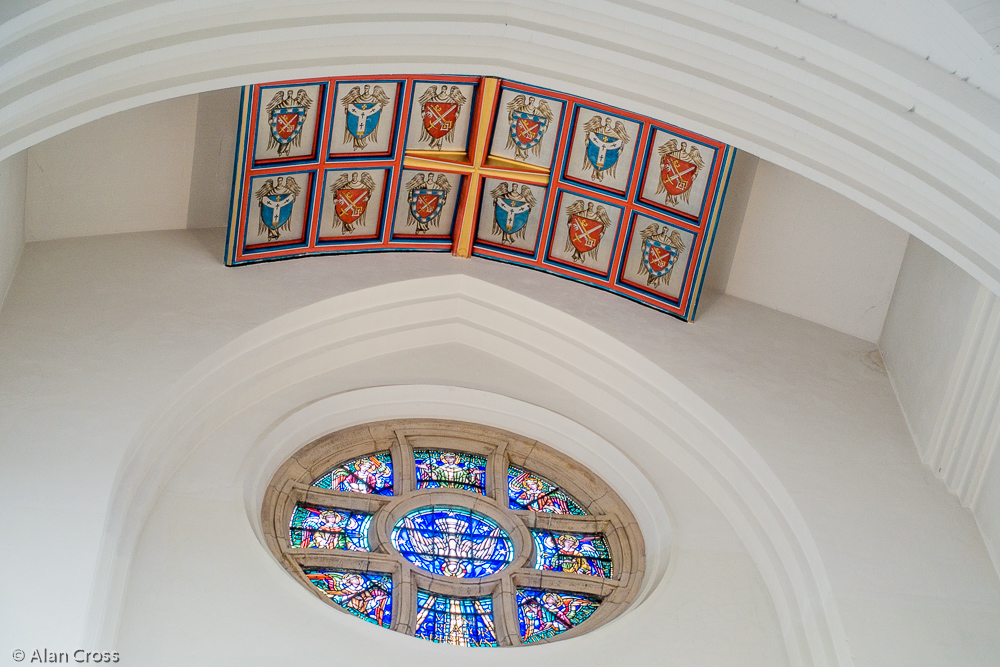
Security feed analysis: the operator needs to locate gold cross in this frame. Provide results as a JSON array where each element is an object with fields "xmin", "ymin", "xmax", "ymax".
[{"xmin": 401, "ymin": 78, "xmax": 551, "ymax": 257}]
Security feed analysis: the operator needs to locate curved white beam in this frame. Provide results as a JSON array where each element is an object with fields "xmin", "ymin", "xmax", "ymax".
[
  {"xmin": 88, "ymin": 275, "xmax": 851, "ymax": 666},
  {"xmin": 1, "ymin": 0, "xmax": 998, "ymax": 294}
]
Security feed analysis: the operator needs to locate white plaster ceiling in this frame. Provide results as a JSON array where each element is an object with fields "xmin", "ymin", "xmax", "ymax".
[{"xmin": 797, "ymin": 0, "xmax": 1000, "ymax": 96}]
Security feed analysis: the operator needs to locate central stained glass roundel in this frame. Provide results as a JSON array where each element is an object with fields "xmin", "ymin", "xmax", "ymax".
[{"xmin": 391, "ymin": 506, "xmax": 514, "ymax": 578}]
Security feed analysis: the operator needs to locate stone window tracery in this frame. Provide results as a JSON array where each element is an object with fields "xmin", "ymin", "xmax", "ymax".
[{"xmin": 262, "ymin": 420, "xmax": 644, "ymax": 646}]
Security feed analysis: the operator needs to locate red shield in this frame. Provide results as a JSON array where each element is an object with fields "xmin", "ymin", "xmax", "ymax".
[
  {"xmin": 423, "ymin": 102, "xmax": 458, "ymax": 139},
  {"xmin": 646, "ymin": 242, "xmax": 675, "ymax": 273},
  {"xmin": 335, "ymin": 188, "xmax": 370, "ymax": 225},
  {"xmin": 569, "ymin": 215, "xmax": 605, "ymax": 254},
  {"xmin": 274, "ymin": 112, "xmax": 302, "ymax": 140},
  {"xmin": 414, "ymin": 193, "xmax": 441, "ymax": 217},
  {"xmin": 660, "ymin": 156, "xmax": 696, "ymax": 196},
  {"xmin": 515, "ymin": 117, "xmax": 541, "ymax": 145}
]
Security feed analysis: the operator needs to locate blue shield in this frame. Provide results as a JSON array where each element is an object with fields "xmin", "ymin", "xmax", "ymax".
[
  {"xmin": 509, "ymin": 111, "xmax": 548, "ymax": 151},
  {"xmin": 586, "ymin": 131, "xmax": 624, "ymax": 172},
  {"xmin": 494, "ymin": 197, "xmax": 531, "ymax": 234},
  {"xmin": 347, "ymin": 102, "xmax": 383, "ymax": 140},
  {"xmin": 260, "ymin": 193, "xmax": 295, "ymax": 231},
  {"xmin": 642, "ymin": 237, "xmax": 679, "ymax": 278},
  {"xmin": 268, "ymin": 107, "xmax": 307, "ymax": 145},
  {"xmin": 409, "ymin": 189, "xmax": 447, "ymax": 226}
]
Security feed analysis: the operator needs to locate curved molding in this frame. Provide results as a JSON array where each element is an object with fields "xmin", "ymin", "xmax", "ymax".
[
  {"xmin": 87, "ymin": 274, "xmax": 850, "ymax": 666},
  {"xmin": 1, "ymin": 1, "xmax": 999, "ymax": 296}
]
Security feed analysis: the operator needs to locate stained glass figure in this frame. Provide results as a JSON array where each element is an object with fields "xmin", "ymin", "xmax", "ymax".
[
  {"xmin": 414, "ymin": 590, "xmax": 497, "ymax": 646},
  {"xmin": 414, "ymin": 450, "xmax": 486, "ymax": 494},
  {"xmin": 508, "ymin": 465, "xmax": 587, "ymax": 515},
  {"xmin": 391, "ymin": 506, "xmax": 514, "ymax": 577},
  {"xmin": 532, "ymin": 530, "xmax": 613, "ymax": 578},
  {"xmin": 516, "ymin": 588, "xmax": 600, "ymax": 643},
  {"xmin": 289, "ymin": 505, "xmax": 372, "ymax": 551},
  {"xmin": 313, "ymin": 452, "xmax": 393, "ymax": 495},
  {"xmin": 303, "ymin": 569, "xmax": 392, "ymax": 627}
]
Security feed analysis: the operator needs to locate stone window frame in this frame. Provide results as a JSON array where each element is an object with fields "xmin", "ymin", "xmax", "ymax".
[{"xmin": 262, "ymin": 419, "xmax": 645, "ymax": 645}]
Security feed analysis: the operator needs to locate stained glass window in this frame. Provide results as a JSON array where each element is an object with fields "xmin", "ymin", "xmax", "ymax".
[
  {"xmin": 414, "ymin": 450, "xmax": 486, "ymax": 494},
  {"xmin": 313, "ymin": 452, "xmax": 393, "ymax": 495},
  {"xmin": 532, "ymin": 530, "xmax": 613, "ymax": 578},
  {"xmin": 303, "ymin": 569, "xmax": 392, "ymax": 627},
  {"xmin": 516, "ymin": 589, "xmax": 600, "ymax": 643},
  {"xmin": 289, "ymin": 505, "xmax": 372, "ymax": 551},
  {"xmin": 508, "ymin": 465, "xmax": 587, "ymax": 515},
  {"xmin": 415, "ymin": 590, "xmax": 497, "ymax": 646},
  {"xmin": 268, "ymin": 421, "xmax": 643, "ymax": 646},
  {"xmin": 390, "ymin": 506, "xmax": 514, "ymax": 578}
]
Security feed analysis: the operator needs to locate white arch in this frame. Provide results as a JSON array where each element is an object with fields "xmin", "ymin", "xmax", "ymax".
[
  {"xmin": 88, "ymin": 274, "xmax": 851, "ymax": 666},
  {"xmin": 1, "ymin": 1, "xmax": 999, "ymax": 295}
]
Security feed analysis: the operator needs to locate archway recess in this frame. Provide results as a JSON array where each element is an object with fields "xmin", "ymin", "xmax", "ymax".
[
  {"xmin": 1, "ymin": 1, "xmax": 999, "ymax": 296},
  {"xmin": 90, "ymin": 274, "xmax": 851, "ymax": 666}
]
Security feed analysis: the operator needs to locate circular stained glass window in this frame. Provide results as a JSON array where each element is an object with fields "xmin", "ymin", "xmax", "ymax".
[
  {"xmin": 391, "ymin": 506, "xmax": 514, "ymax": 577},
  {"xmin": 262, "ymin": 420, "xmax": 644, "ymax": 646}
]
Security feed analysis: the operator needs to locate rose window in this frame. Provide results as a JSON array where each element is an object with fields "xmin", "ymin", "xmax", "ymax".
[{"xmin": 263, "ymin": 420, "xmax": 644, "ymax": 646}]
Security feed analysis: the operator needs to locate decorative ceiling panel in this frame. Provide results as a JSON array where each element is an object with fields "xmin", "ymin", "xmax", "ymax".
[{"xmin": 225, "ymin": 75, "xmax": 737, "ymax": 321}]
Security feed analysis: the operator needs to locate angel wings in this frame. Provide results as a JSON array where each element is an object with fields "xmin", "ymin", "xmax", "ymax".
[
  {"xmin": 657, "ymin": 139, "xmax": 705, "ymax": 205},
  {"xmin": 564, "ymin": 199, "xmax": 612, "ymax": 262},
  {"xmin": 505, "ymin": 94, "xmax": 554, "ymax": 160},
  {"xmin": 329, "ymin": 171, "xmax": 377, "ymax": 193},
  {"xmin": 340, "ymin": 84, "xmax": 391, "ymax": 108},
  {"xmin": 419, "ymin": 84, "xmax": 467, "ymax": 109},
  {"xmin": 490, "ymin": 181, "xmax": 536, "ymax": 209},
  {"xmin": 264, "ymin": 88, "xmax": 313, "ymax": 156},
  {"xmin": 418, "ymin": 85, "xmax": 467, "ymax": 148},
  {"xmin": 266, "ymin": 88, "xmax": 312, "ymax": 113},
  {"xmin": 253, "ymin": 176, "xmax": 301, "ymax": 241},
  {"xmin": 254, "ymin": 175, "xmax": 301, "ymax": 200},
  {"xmin": 405, "ymin": 172, "xmax": 451, "ymax": 194}
]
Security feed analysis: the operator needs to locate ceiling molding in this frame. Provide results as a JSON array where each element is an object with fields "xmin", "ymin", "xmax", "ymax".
[{"xmin": 1, "ymin": 1, "xmax": 999, "ymax": 299}]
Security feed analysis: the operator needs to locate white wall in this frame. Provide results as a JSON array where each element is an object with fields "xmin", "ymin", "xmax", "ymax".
[
  {"xmin": 0, "ymin": 151, "xmax": 26, "ymax": 310},
  {"xmin": 880, "ymin": 236, "xmax": 983, "ymax": 457},
  {"xmin": 1, "ymin": 229, "xmax": 998, "ymax": 666},
  {"xmin": 186, "ymin": 88, "xmax": 241, "ymax": 229},
  {"xmin": 881, "ymin": 236, "xmax": 1000, "ymax": 580},
  {"xmin": 725, "ymin": 160, "xmax": 910, "ymax": 342},
  {"xmin": 24, "ymin": 95, "xmax": 198, "ymax": 241}
]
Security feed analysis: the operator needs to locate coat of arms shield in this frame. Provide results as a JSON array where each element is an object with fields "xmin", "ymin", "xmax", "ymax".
[{"xmin": 423, "ymin": 101, "xmax": 458, "ymax": 139}]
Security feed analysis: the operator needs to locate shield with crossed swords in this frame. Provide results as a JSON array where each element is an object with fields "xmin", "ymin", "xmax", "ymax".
[
  {"xmin": 417, "ymin": 85, "xmax": 467, "ymax": 150},
  {"xmin": 423, "ymin": 102, "xmax": 458, "ymax": 139},
  {"xmin": 564, "ymin": 200, "xmax": 612, "ymax": 263},
  {"xmin": 638, "ymin": 223, "xmax": 687, "ymax": 288},
  {"xmin": 330, "ymin": 172, "xmax": 377, "ymax": 233},
  {"xmin": 265, "ymin": 89, "xmax": 313, "ymax": 157},
  {"xmin": 510, "ymin": 111, "xmax": 548, "ymax": 152},
  {"xmin": 404, "ymin": 172, "xmax": 452, "ymax": 234},
  {"xmin": 655, "ymin": 138, "xmax": 705, "ymax": 206},
  {"xmin": 660, "ymin": 155, "xmax": 696, "ymax": 196},
  {"xmin": 505, "ymin": 94, "xmax": 554, "ymax": 161}
]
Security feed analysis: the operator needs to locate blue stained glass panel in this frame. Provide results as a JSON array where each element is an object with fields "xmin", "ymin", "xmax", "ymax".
[
  {"xmin": 303, "ymin": 569, "xmax": 392, "ymax": 627},
  {"xmin": 313, "ymin": 452, "xmax": 393, "ymax": 495},
  {"xmin": 289, "ymin": 505, "xmax": 371, "ymax": 551},
  {"xmin": 516, "ymin": 589, "xmax": 600, "ymax": 643},
  {"xmin": 531, "ymin": 530, "xmax": 613, "ymax": 578},
  {"xmin": 391, "ymin": 506, "xmax": 514, "ymax": 578},
  {"xmin": 508, "ymin": 465, "xmax": 587, "ymax": 515},
  {"xmin": 414, "ymin": 450, "xmax": 486, "ymax": 495},
  {"xmin": 415, "ymin": 590, "xmax": 497, "ymax": 646}
]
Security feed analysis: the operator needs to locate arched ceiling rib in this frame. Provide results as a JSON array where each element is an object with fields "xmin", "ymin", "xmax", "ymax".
[{"xmin": 2, "ymin": 0, "xmax": 999, "ymax": 296}]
